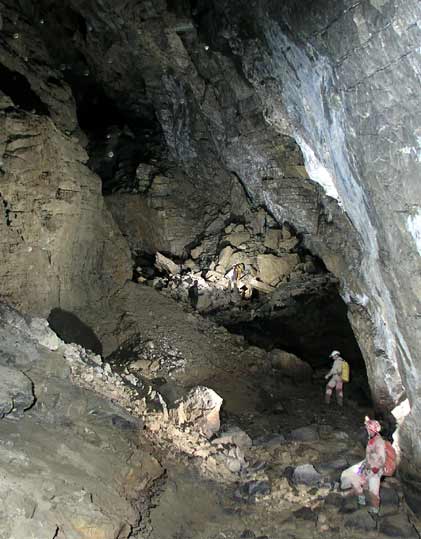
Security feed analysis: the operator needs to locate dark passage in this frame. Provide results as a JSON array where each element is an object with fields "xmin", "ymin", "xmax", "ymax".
[
  {"xmin": 0, "ymin": 63, "xmax": 49, "ymax": 115},
  {"xmin": 228, "ymin": 290, "xmax": 364, "ymax": 369},
  {"xmin": 48, "ymin": 308, "xmax": 102, "ymax": 355}
]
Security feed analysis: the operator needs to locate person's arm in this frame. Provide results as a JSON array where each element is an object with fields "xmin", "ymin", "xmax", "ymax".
[{"xmin": 325, "ymin": 364, "xmax": 334, "ymax": 379}]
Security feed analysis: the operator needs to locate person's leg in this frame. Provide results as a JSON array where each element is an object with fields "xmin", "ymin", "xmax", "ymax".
[
  {"xmin": 325, "ymin": 377, "xmax": 336, "ymax": 404},
  {"xmin": 336, "ymin": 380, "xmax": 344, "ymax": 407},
  {"xmin": 367, "ymin": 474, "xmax": 381, "ymax": 513},
  {"xmin": 345, "ymin": 472, "xmax": 365, "ymax": 503},
  {"xmin": 325, "ymin": 384, "xmax": 333, "ymax": 404}
]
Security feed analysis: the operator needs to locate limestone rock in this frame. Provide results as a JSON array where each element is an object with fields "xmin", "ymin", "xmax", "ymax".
[
  {"xmin": 191, "ymin": 243, "xmax": 206, "ymax": 259},
  {"xmin": 256, "ymin": 254, "xmax": 299, "ymax": 285},
  {"xmin": 264, "ymin": 229, "xmax": 283, "ymax": 250},
  {"xmin": 0, "ymin": 365, "xmax": 34, "ymax": 418},
  {"xmin": 268, "ymin": 349, "xmax": 313, "ymax": 381},
  {"xmin": 216, "ymin": 245, "xmax": 235, "ymax": 273},
  {"xmin": 248, "ymin": 277, "xmax": 274, "ymax": 294},
  {"xmin": 344, "ymin": 509, "xmax": 377, "ymax": 531},
  {"xmin": 0, "ymin": 90, "xmax": 13, "ymax": 110},
  {"xmin": 135, "ymin": 162, "xmax": 156, "ymax": 193},
  {"xmin": 293, "ymin": 464, "xmax": 322, "ymax": 486},
  {"xmin": 0, "ymin": 113, "xmax": 131, "ymax": 318},
  {"xmin": 212, "ymin": 426, "xmax": 252, "ymax": 449},
  {"xmin": 173, "ymin": 386, "xmax": 223, "ymax": 439},
  {"xmin": 155, "ymin": 252, "xmax": 180, "ymax": 275},
  {"xmin": 289, "ymin": 425, "xmax": 319, "ymax": 442},
  {"xmin": 341, "ymin": 461, "xmax": 364, "ymax": 490},
  {"xmin": 279, "ymin": 237, "xmax": 299, "ymax": 252},
  {"xmin": 224, "ymin": 228, "xmax": 252, "ymax": 248},
  {"xmin": 379, "ymin": 514, "xmax": 419, "ymax": 538},
  {"xmin": 28, "ymin": 318, "xmax": 61, "ymax": 350}
]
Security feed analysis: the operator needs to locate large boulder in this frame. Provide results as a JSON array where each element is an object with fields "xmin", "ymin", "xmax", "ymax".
[
  {"xmin": 172, "ymin": 386, "xmax": 223, "ymax": 439},
  {"xmin": 28, "ymin": 318, "xmax": 61, "ymax": 351},
  {"xmin": 224, "ymin": 225, "xmax": 252, "ymax": 248},
  {"xmin": 256, "ymin": 254, "xmax": 300, "ymax": 286},
  {"xmin": 268, "ymin": 349, "xmax": 313, "ymax": 381},
  {"xmin": 293, "ymin": 464, "xmax": 323, "ymax": 486},
  {"xmin": 155, "ymin": 252, "xmax": 180, "ymax": 275}
]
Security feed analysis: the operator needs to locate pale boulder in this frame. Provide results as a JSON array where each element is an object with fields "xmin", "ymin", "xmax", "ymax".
[
  {"xmin": 256, "ymin": 254, "xmax": 299, "ymax": 286},
  {"xmin": 264, "ymin": 229, "xmax": 283, "ymax": 250},
  {"xmin": 155, "ymin": 252, "xmax": 180, "ymax": 275},
  {"xmin": 269, "ymin": 349, "xmax": 313, "ymax": 382},
  {"xmin": 29, "ymin": 318, "xmax": 61, "ymax": 350},
  {"xmin": 173, "ymin": 386, "xmax": 223, "ymax": 439}
]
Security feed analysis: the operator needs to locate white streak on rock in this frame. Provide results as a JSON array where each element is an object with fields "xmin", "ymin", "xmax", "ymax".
[
  {"xmin": 295, "ymin": 134, "xmax": 342, "ymax": 203},
  {"xmin": 407, "ymin": 210, "xmax": 421, "ymax": 255}
]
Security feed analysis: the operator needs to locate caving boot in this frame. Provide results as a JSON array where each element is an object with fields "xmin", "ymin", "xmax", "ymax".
[{"xmin": 367, "ymin": 493, "xmax": 380, "ymax": 515}]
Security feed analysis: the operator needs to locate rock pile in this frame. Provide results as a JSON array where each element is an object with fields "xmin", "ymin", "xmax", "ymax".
[{"xmin": 133, "ymin": 220, "xmax": 325, "ymax": 323}]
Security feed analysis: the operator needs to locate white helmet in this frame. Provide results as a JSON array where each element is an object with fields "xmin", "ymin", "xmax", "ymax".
[{"xmin": 330, "ymin": 350, "xmax": 340, "ymax": 358}]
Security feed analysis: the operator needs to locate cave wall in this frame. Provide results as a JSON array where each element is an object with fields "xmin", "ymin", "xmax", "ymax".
[
  {"xmin": 196, "ymin": 0, "xmax": 421, "ymax": 481},
  {"xmin": 0, "ymin": 109, "xmax": 131, "ymax": 317},
  {"xmin": 0, "ymin": 0, "xmax": 420, "ymax": 487},
  {"xmin": 0, "ymin": 2, "xmax": 132, "ymax": 317}
]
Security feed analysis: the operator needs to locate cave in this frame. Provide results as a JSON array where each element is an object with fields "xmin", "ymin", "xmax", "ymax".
[{"xmin": 0, "ymin": 0, "xmax": 421, "ymax": 537}]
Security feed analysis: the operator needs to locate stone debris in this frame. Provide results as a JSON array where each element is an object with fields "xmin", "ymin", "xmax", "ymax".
[
  {"xmin": 234, "ymin": 480, "xmax": 272, "ymax": 503},
  {"xmin": 289, "ymin": 424, "xmax": 319, "ymax": 442},
  {"xmin": 106, "ymin": 333, "xmax": 186, "ymax": 378},
  {"xmin": 213, "ymin": 426, "xmax": 253, "ymax": 450},
  {"xmin": 129, "ymin": 220, "xmax": 328, "ymax": 331},
  {"xmin": 292, "ymin": 464, "xmax": 323, "ymax": 486}
]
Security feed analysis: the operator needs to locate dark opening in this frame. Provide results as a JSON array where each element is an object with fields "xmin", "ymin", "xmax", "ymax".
[
  {"xmin": 225, "ymin": 283, "xmax": 371, "ymax": 406},
  {"xmin": 0, "ymin": 63, "xmax": 49, "ymax": 115},
  {"xmin": 48, "ymin": 308, "xmax": 102, "ymax": 356}
]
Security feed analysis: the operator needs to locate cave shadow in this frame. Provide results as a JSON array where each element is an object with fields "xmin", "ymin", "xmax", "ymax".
[
  {"xmin": 48, "ymin": 308, "xmax": 102, "ymax": 355},
  {"xmin": 227, "ymin": 287, "xmax": 373, "ymax": 408}
]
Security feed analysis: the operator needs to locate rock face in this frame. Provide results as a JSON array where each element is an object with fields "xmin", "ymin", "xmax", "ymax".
[
  {"xmin": 0, "ymin": 0, "xmax": 421, "ymax": 508},
  {"xmin": 0, "ymin": 303, "xmax": 164, "ymax": 539},
  {"xmin": 197, "ymin": 0, "xmax": 421, "ymax": 491},
  {"xmin": 0, "ymin": 365, "xmax": 34, "ymax": 418},
  {"xmin": 0, "ymin": 112, "xmax": 131, "ymax": 318}
]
